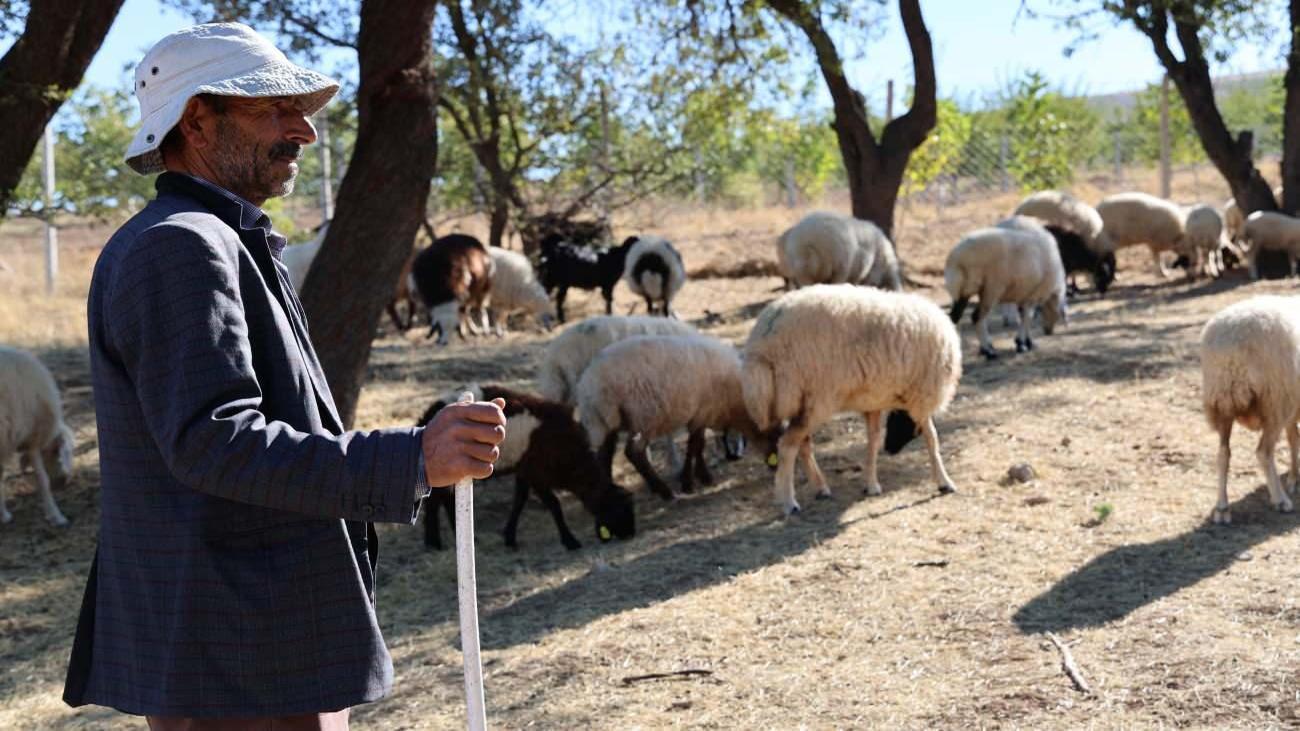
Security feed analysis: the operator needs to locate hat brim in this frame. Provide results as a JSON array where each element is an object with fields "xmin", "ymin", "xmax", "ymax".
[{"xmin": 125, "ymin": 59, "xmax": 340, "ymax": 175}]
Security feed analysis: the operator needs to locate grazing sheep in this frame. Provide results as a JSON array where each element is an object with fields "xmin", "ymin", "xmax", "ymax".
[
  {"xmin": 1200, "ymin": 296, "xmax": 1300, "ymax": 523},
  {"xmin": 741, "ymin": 284, "xmax": 962, "ymax": 515},
  {"xmin": 622, "ymin": 236, "xmax": 686, "ymax": 317},
  {"xmin": 537, "ymin": 315, "xmax": 697, "ymax": 405},
  {"xmin": 385, "ymin": 246, "xmax": 421, "ymax": 331},
  {"xmin": 1242, "ymin": 211, "xmax": 1300, "ymax": 280},
  {"xmin": 945, "ymin": 217, "xmax": 1068, "ymax": 359},
  {"xmin": 0, "ymin": 346, "xmax": 73, "ymax": 526},
  {"xmin": 1183, "ymin": 204, "xmax": 1229, "ymax": 279},
  {"xmin": 417, "ymin": 384, "xmax": 635, "ymax": 550},
  {"xmin": 1096, "ymin": 192, "xmax": 1187, "ymax": 276},
  {"xmin": 1013, "ymin": 190, "xmax": 1115, "ymax": 253},
  {"xmin": 484, "ymin": 246, "xmax": 555, "ymax": 335},
  {"xmin": 576, "ymin": 334, "xmax": 760, "ymax": 499},
  {"xmin": 281, "ymin": 225, "xmax": 325, "ymax": 292},
  {"xmin": 775, "ymin": 211, "xmax": 902, "ymax": 290},
  {"xmin": 536, "ymin": 234, "xmax": 637, "ymax": 323},
  {"xmin": 408, "ymin": 233, "xmax": 494, "ymax": 344},
  {"xmin": 1224, "ymin": 197, "xmax": 1244, "ymax": 244}
]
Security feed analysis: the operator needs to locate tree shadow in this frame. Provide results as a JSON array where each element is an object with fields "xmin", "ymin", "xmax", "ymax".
[{"xmin": 1011, "ymin": 487, "xmax": 1299, "ymax": 634}]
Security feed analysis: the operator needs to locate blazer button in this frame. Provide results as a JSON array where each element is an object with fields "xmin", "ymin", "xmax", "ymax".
[{"xmin": 362, "ymin": 504, "xmax": 375, "ymax": 517}]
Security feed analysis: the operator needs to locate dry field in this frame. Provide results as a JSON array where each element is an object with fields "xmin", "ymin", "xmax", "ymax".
[{"xmin": 5, "ymin": 170, "xmax": 1300, "ymax": 729}]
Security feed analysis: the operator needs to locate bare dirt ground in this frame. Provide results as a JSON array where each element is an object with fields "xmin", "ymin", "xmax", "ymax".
[{"xmin": 5, "ymin": 169, "xmax": 1300, "ymax": 729}]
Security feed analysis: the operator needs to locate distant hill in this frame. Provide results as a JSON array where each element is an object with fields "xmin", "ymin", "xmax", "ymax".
[{"xmin": 1084, "ymin": 69, "xmax": 1280, "ymax": 117}]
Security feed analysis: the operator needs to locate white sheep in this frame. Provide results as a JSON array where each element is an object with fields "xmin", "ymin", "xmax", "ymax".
[
  {"xmin": 1, "ymin": 346, "xmax": 73, "ymax": 526},
  {"xmin": 775, "ymin": 211, "xmax": 902, "ymax": 290},
  {"xmin": 281, "ymin": 224, "xmax": 327, "ymax": 291},
  {"xmin": 537, "ymin": 315, "xmax": 697, "ymax": 405},
  {"xmin": 1013, "ymin": 190, "xmax": 1114, "ymax": 253},
  {"xmin": 1096, "ymin": 191, "xmax": 1186, "ymax": 276},
  {"xmin": 577, "ymin": 333, "xmax": 759, "ymax": 498},
  {"xmin": 1242, "ymin": 210, "xmax": 1300, "ymax": 279},
  {"xmin": 1183, "ymin": 204, "xmax": 1228, "ymax": 279},
  {"xmin": 484, "ymin": 246, "xmax": 555, "ymax": 335},
  {"xmin": 622, "ymin": 236, "xmax": 687, "ymax": 317},
  {"xmin": 1223, "ymin": 197, "xmax": 1244, "ymax": 244},
  {"xmin": 1200, "ymin": 295, "xmax": 1300, "ymax": 523},
  {"xmin": 944, "ymin": 217, "xmax": 1068, "ymax": 359},
  {"xmin": 742, "ymin": 284, "xmax": 962, "ymax": 515}
]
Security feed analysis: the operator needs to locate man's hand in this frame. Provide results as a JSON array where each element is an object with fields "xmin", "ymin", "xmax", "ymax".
[{"xmin": 421, "ymin": 398, "xmax": 507, "ymax": 487}]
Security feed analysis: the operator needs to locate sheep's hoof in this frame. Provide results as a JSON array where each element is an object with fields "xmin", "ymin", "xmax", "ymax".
[
  {"xmin": 1275, "ymin": 497, "xmax": 1294, "ymax": 514},
  {"xmin": 47, "ymin": 513, "xmax": 69, "ymax": 527},
  {"xmin": 815, "ymin": 490, "xmax": 832, "ymax": 501},
  {"xmin": 938, "ymin": 484, "xmax": 956, "ymax": 495},
  {"xmin": 979, "ymin": 346, "xmax": 998, "ymax": 360},
  {"xmin": 783, "ymin": 502, "xmax": 801, "ymax": 516},
  {"xmin": 863, "ymin": 484, "xmax": 882, "ymax": 497},
  {"xmin": 1211, "ymin": 507, "xmax": 1232, "ymax": 525},
  {"xmin": 1014, "ymin": 338, "xmax": 1027, "ymax": 353}
]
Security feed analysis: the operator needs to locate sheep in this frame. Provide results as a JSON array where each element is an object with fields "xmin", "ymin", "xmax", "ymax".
[
  {"xmin": 576, "ymin": 334, "xmax": 760, "ymax": 499},
  {"xmin": 1224, "ymin": 197, "xmax": 1244, "ymax": 244},
  {"xmin": 1012, "ymin": 191, "xmax": 1116, "ymax": 295},
  {"xmin": 741, "ymin": 284, "xmax": 962, "ymax": 515},
  {"xmin": 537, "ymin": 315, "xmax": 697, "ymax": 405},
  {"xmin": 1096, "ymin": 192, "xmax": 1187, "ymax": 277},
  {"xmin": 281, "ymin": 223, "xmax": 422, "ymax": 331},
  {"xmin": 622, "ymin": 236, "xmax": 686, "ymax": 317},
  {"xmin": 1182, "ymin": 204, "xmax": 1230, "ymax": 279},
  {"xmin": 384, "ymin": 246, "xmax": 421, "ymax": 331},
  {"xmin": 483, "ymin": 246, "xmax": 555, "ymax": 335},
  {"xmin": 775, "ymin": 211, "xmax": 902, "ymax": 291},
  {"xmin": 408, "ymin": 233, "xmax": 494, "ymax": 345},
  {"xmin": 536, "ymin": 234, "xmax": 637, "ymax": 323},
  {"xmin": 1200, "ymin": 296, "xmax": 1300, "ymax": 524},
  {"xmin": 945, "ymin": 217, "xmax": 1068, "ymax": 359},
  {"xmin": 1242, "ymin": 211, "xmax": 1300, "ymax": 280},
  {"xmin": 0, "ymin": 346, "xmax": 73, "ymax": 526},
  {"xmin": 417, "ymin": 384, "xmax": 635, "ymax": 550}
]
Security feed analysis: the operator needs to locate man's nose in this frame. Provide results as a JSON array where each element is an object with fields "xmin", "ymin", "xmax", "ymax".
[{"xmin": 284, "ymin": 111, "xmax": 318, "ymax": 146}]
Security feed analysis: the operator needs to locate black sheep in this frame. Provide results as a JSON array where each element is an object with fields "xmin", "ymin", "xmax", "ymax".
[{"xmin": 536, "ymin": 235, "xmax": 638, "ymax": 323}]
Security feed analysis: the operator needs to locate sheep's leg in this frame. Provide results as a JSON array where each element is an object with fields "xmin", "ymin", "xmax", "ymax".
[
  {"xmin": 489, "ymin": 307, "xmax": 506, "ymax": 338},
  {"xmin": 475, "ymin": 305, "xmax": 491, "ymax": 335},
  {"xmin": 502, "ymin": 477, "xmax": 531, "ymax": 550},
  {"xmin": 773, "ymin": 425, "xmax": 809, "ymax": 515},
  {"xmin": 596, "ymin": 432, "xmax": 618, "ymax": 484},
  {"xmin": 920, "ymin": 417, "xmax": 957, "ymax": 495},
  {"xmin": 626, "ymin": 435, "xmax": 676, "ymax": 500},
  {"xmin": 29, "ymin": 448, "xmax": 67, "ymax": 526},
  {"xmin": 799, "ymin": 436, "xmax": 830, "ymax": 500},
  {"xmin": 643, "ymin": 294, "xmax": 655, "ymax": 316},
  {"xmin": 0, "ymin": 463, "xmax": 9, "ymax": 524},
  {"xmin": 1213, "ymin": 419, "xmax": 1233, "ymax": 524},
  {"xmin": 555, "ymin": 286, "xmax": 569, "ymax": 323},
  {"xmin": 974, "ymin": 294, "xmax": 999, "ymax": 360},
  {"xmin": 1015, "ymin": 304, "xmax": 1034, "ymax": 353},
  {"xmin": 423, "ymin": 488, "xmax": 454, "ymax": 550},
  {"xmin": 1287, "ymin": 423, "xmax": 1300, "ymax": 492},
  {"xmin": 682, "ymin": 429, "xmax": 713, "ymax": 490},
  {"xmin": 1152, "ymin": 245, "xmax": 1173, "ymax": 278},
  {"xmin": 1255, "ymin": 425, "xmax": 1293, "ymax": 513},
  {"xmin": 863, "ymin": 411, "xmax": 884, "ymax": 496},
  {"xmin": 534, "ymin": 482, "xmax": 582, "ymax": 550},
  {"xmin": 602, "ymin": 285, "xmax": 615, "ymax": 315}
]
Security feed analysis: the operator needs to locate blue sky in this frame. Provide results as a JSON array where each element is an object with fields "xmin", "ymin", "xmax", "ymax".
[{"xmin": 59, "ymin": 0, "xmax": 1289, "ymax": 110}]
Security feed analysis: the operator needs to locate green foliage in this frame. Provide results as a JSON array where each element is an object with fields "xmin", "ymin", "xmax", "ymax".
[
  {"xmin": 1003, "ymin": 71, "xmax": 1092, "ymax": 192},
  {"xmin": 1122, "ymin": 81, "xmax": 1203, "ymax": 165},
  {"xmin": 903, "ymin": 99, "xmax": 972, "ymax": 195},
  {"xmin": 1093, "ymin": 502, "xmax": 1114, "ymax": 524}
]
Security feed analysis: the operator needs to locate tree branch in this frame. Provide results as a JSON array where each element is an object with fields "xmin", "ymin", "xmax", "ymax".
[{"xmin": 881, "ymin": 0, "xmax": 936, "ymax": 153}]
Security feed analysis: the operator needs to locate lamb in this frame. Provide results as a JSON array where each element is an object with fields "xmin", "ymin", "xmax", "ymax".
[
  {"xmin": 536, "ymin": 234, "xmax": 638, "ymax": 323},
  {"xmin": 741, "ymin": 284, "xmax": 962, "ymax": 515},
  {"xmin": 537, "ymin": 314, "xmax": 697, "ymax": 405},
  {"xmin": 1096, "ymin": 191, "xmax": 1187, "ymax": 276},
  {"xmin": 1241, "ymin": 210, "xmax": 1300, "ymax": 279},
  {"xmin": 417, "ymin": 384, "xmax": 635, "ymax": 550},
  {"xmin": 1182, "ymin": 204, "xmax": 1230, "ymax": 279},
  {"xmin": 1200, "ymin": 296, "xmax": 1300, "ymax": 524},
  {"xmin": 622, "ymin": 236, "xmax": 686, "ymax": 317},
  {"xmin": 408, "ymin": 233, "xmax": 494, "ymax": 345},
  {"xmin": 775, "ymin": 210, "xmax": 902, "ymax": 290},
  {"xmin": 1012, "ymin": 191, "xmax": 1116, "ymax": 294},
  {"xmin": 945, "ymin": 217, "xmax": 1068, "ymax": 359},
  {"xmin": 484, "ymin": 246, "xmax": 555, "ymax": 335},
  {"xmin": 576, "ymin": 334, "xmax": 760, "ymax": 499},
  {"xmin": 0, "ymin": 346, "xmax": 73, "ymax": 526}
]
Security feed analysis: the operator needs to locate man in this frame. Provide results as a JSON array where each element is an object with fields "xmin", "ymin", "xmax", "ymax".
[{"xmin": 64, "ymin": 23, "xmax": 504, "ymax": 729}]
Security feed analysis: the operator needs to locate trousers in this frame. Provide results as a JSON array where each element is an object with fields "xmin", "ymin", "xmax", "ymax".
[{"xmin": 144, "ymin": 709, "xmax": 349, "ymax": 730}]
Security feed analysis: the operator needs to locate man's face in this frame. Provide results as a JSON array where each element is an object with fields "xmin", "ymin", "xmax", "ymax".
[{"xmin": 206, "ymin": 96, "xmax": 315, "ymax": 203}]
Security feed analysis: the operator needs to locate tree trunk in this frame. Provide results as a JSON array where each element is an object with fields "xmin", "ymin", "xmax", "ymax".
[
  {"xmin": 1282, "ymin": 0, "xmax": 1300, "ymax": 214},
  {"xmin": 0, "ymin": 0, "xmax": 125, "ymax": 216},
  {"xmin": 299, "ymin": 0, "xmax": 438, "ymax": 428},
  {"xmin": 488, "ymin": 197, "xmax": 509, "ymax": 250},
  {"xmin": 767, "ymin": 0, "xmax": 935, "ymax": 241}
]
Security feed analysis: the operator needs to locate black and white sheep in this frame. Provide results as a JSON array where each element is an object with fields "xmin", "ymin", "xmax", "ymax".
[
  {"xmin": 1200, "ymin": 296, "xmax": 1300, "ymax": 523},
  {"xmin": 741, "ymin": 285, "xmax": 963, "ymax": 515},
  {"xmin": 576, "ymin": 334, "xmax": 759, "ymax": 499},
  {"xmin": 417, "ymin": 384, "xmax": 635, "ymax": 550},
  {"xmin": 536, "ymin": 234, "xmax": 638, "ymax": 323},
  {"xmin": 1, "ymin": 346, "xmax": 73, "ymax": 526},
  {"xmin": 775, "ymin": 211, "xmax": 902, "ymax": 290},
  {"xmin": 408, "ymin": 233, "xmax": 494, "ymax": 344},
  {"xmin": 1012, "ymin": 191, "xmax": 1116, "ymax": 295},
  {"xmin": 622, "ymin": 236, "xmax": 686, "ymax": 317}
]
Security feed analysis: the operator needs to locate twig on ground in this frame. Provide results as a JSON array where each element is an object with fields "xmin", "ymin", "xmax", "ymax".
[
  {"xmin": 912, "ymin": 558, "xmax": 949, "ymax": 568},
  {"xmin": 621, "ymin": 669, "xmax": 714, "ymax": 685},
  {"xmin": 1046, "ymin": 632, "xmax": 1092, "ymax": 695}
]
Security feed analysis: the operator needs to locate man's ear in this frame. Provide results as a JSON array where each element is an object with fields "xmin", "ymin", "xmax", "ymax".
[{"xmin": 176, "ymin": 97, "xmax": 215, "ymax": 151}]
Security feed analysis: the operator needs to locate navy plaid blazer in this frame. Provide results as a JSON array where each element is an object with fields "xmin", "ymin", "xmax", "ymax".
[{"xmin": 65, "ymin": 172, "xmax": 425, "ymax": 718}]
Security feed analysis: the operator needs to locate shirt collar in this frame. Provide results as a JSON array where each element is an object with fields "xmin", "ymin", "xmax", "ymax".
[{"xmin": 155, "ymin": 171, "xmax": 287, "ymax": 256}]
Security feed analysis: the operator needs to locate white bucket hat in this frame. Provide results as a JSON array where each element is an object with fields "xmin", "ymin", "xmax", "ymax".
[{"xmin": 125, "ymin": 22, "xmax": 340, "ymax": 175}]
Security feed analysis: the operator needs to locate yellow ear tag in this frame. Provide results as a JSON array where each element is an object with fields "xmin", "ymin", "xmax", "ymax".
[
  {"xmin": 766, "ymin": 453, "xmax": 779, "ymax": 467},
  {"xmin": 599, "ymin": 525, "xmax": 612, "ymax": 541}
]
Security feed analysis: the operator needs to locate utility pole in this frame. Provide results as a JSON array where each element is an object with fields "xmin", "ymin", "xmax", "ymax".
[
  {"xmin": 1159, "ymin": 74, "xmax": 1172, "ymax": 199},
  {"xmin": 43, "ymin": 124, "xmax": 58, "ymax": 295},
  {"xmin": 885, "ymin": 79, "xmax": 895, "ymax": 123}
]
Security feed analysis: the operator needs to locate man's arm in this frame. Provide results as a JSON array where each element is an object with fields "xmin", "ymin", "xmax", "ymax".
[{"xmin": 106, "ymin": 220, "xmax": 428, "ymax": 524}]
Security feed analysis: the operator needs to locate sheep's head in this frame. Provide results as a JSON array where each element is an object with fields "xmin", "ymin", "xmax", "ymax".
[
  {"xmin": 883, "ymin": 411, "xmax": 920, "ymax": 455},
  {"xmin": 1094, "ymin": 253, "xmax": 1117, "ymax": 294},
  {"xmin": 594, "ymin": 483, "xmax": 635, "ymax": 541},
  {"xmin": 1042, "ymin": 290, "xmax": 1068, "ymax": 334},
  {"xmin": 42, "ymin": 424, "xmax": 75, "ymax": 488}
]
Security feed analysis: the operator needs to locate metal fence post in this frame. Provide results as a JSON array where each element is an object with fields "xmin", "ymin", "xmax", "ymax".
[
  {"xmin": 43, "ymin": 124, "xmax": 58, "ymax": 295},
  {"xmin": 1160, "ymin": 74, "xmax": 1172, "ymax": 199},
  {"xmin": 999, "ymin": 134, "xmax": 1010, "ymax": 192}
]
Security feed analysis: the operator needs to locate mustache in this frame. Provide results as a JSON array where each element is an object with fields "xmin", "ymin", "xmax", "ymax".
[{"xmin": 269, "ymin": 142, "xmax": 302, "ymax": 161}]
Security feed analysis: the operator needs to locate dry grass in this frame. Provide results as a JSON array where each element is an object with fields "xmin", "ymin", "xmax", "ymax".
[{"xmin": 5, "ymin": 168, "xmax": 1300, "ymax": 730}]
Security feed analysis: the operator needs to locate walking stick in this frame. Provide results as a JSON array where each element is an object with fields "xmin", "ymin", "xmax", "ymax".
[{"xmin": 455, "ymin": 392, "xmax": 487, "ymax": 731}]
